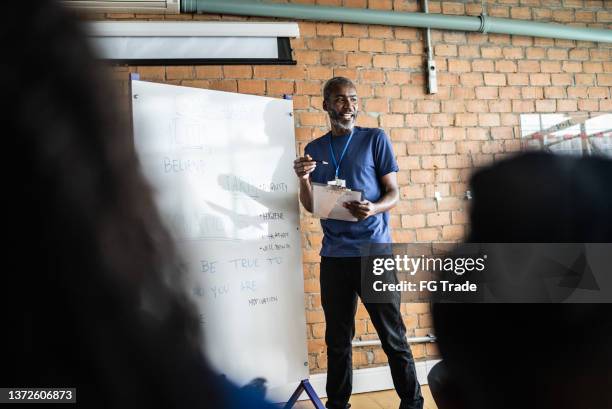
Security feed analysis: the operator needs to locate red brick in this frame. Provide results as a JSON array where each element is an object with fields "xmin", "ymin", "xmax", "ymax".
[
  {"xmin": 395, "ymin": 27, "xmax": 419, "ymax": 40},
  {"xmin": 557, "ymin": 99, "xmax": 578, "ymax": 112},
  {"xmin": 223, "ymin": 65, "xmax": 252, "ymax": 79},
  {"xmin": 479, "ymin": 113, "xmax": 501, "ymax": 126},
  {"xmin": 300, "ymin": 112, "xmax": 327, "ymax": 126},
  {"xmin": 567, "ymin": 87, "xmax": 588, "ymax": 98},
  {"xmin": 442, "ymin": 2, "xmax": 465, "ymax": 14},
  {"xmin": 166, "ymin": 66, "xmax": 194, "ymax": 80},
  {"xmin": 207, "ymin": 80, "xmax": 237, "ymax": 93},
  {"xmin": 391, "ymin": 100, "xmax": 414, "ymax": 113},
  {"xmin": 252, "ymin": 66, "xmax": 280, "ymax": 79},
  {"xmin": 442, "ymin": 100, "xmax": 466, "ymax": 113},
  {"xmin": 333, "ymin": 37, "xmax": 359, "ymax": 51},
  {"xmin": 366, "ymin": 98, "xmax": 389, "ymax": 113},
  {"xmin": 343, "ymin": 24, "xmax": 368, "ymax": 37},
  {"xmin": 489, "ymin": 100, "xmax": 512, "ymax": 113},
  {"xmin": 484, "ymin": 73, "xmax": 507, "ymax": 86},
  {"xmin": 472, "ymin": 59, "xmax": 495, "ymax": 72},
  {"xmin": 359, "ymin": 38, "xmax": 384, "ymax": 52},
  {"xmin": 446, "ymin": 155, "xmax": 472, "ymax": 168},
  {"xmin": 562, "ymin": 61, "xmax": 583, "ymax": 73},
  {"xmin": 495, "ymin": 60, "xmax": 518, "ymax": 73},
  {"xmin": 385, "ymin": 40, "xmax": 409, "ymax": 53},
  {"xmin": 584, "ymin": 62, "xmax": 604, "ymax": 74},
  {"xmin": 511, "ymin": 6, "xmax": 531, "ymax": 19},
  {"xmin": 416, "ymin": 228, "xmax": 440, "ymax": 242},
  {"xmin": 466, "ymin": 100, "xmax": 488, "ymax": 112},
  {"xmin": 398, "ymin": 55, "xmax": 424, "ymax": 69},
  {"xmin": 405, "ymin": 114, "xmax": 430, "ymax": 127},
  {"xmin": 481, "ymin": 46, "xmax": 502, "ymax": 59},
  {"xmin": 387, "ymin": 71, "xmax": 411, "ymax": 85},
  {"xmin": 380, "ymin": 114, "xmax": 405, "ymax": 128},
  {"xmin": 369, "ymin": 0, "xmax": 392, "ymax": 10},
  {"xmin": 480, "ymin": 141, "xmax": 504, "ymax": 154},
  {"xmin": 569, "ymin": 48, "xmax": 590, "ymax": 60},
  {"xmin": 458, "ymin": 45, "xmax": 480, "ymax": 58},
  {"xmin": 551, "ymin": 74, "xmax": 573, "ymax": 85},
  {"xmin": 369, "ymin": 26, "xmax": 393, "ymax": 38},
  {"xmin": 467, "ymin": 128, "xmax": 489, "ymax": 140},
  {"xmin": 460, "ymin": 73, "xmax": 484, "ymax": 86},
  {"xmin": 427, "ymin": 212, "xmax": 451, "ymax": 227},
  {"xmin": 402, "ymin": 215, "xmax": 425, "ymax": 228},
  {"xmin": 422, "ymin": 155, "xmax": 447, "ymax": 169},
  {"xmin": 502, "ymin": 47, "xmax": 524, "ymax": 59},
  {"xmin": 475, "ymin": 86, "xmax": 499, "ymax": 99},
  {"xmin": 436, "ymin": 169, "xmax": 461, "ymax": 182},
  {"xmin": 280, "ymin": 66, "xmax": 308, "ymax": 80},
  {"xmin": 518, "ymin": 60, "xmax": 541, "ymax": 73},
  {"xmin": 598, "ymin": 74, "xmax": 612, "ymax": 86},
  {"xmin": 542, "ymin": 87, "xmax": 565, "ymax": 99},
  {"xmin": 267, "ymin": 80, "xmax": 294, "ymax": 95},
  {"xmin": 418, "ymin": 128, "xmax": 441, "ymax": 141},
  {"xmin": 588, "ymin": 87, "xmax": 610, "ymax": 98},
  {"xmin": 443, "ymin": 127, "xmax": 466, "ymax": 140},
  {"xmin": 448, "ymin": 59, "xmax": 471, "ymax": 72},
  {"xmin": 307, "ymin": 66, "xmax": 333, "ymax": 80},
  {"xmin": 316, "ymin": 23, "xmax": 342, "ymax": 37},
  {"xmin": 373, "ymin": 55, "xmax": 397, "ymax": 68},
  {"xmin": 455, "ymin": 113, "xmax": 477, "ymax": 126},
  {"xmin": 306, "ymin": 38, "xmax": 333, "ymax": 50},
  {"xmin": 442, "ymin": 225, "xmax": 465, "ymax": 240},
  {"xmin": 292, "ymin": 50, "xmax": 320, "ymax": 68},
  {"xmin": 435, "ymin": 44, "xmax": 458, "ymax": 56},
  {"xmin": 530, "ymin": 73, "xmax": 551, "ymax": 86},
  {"xmin": 521, "ymin": 86, "xmax": 543, "ymax": 99},
  {"xmin": 578, "ymin": 99, "xmax": 600, "ymax": 111},
  {"xmin": 512, "ymin": 100, "xmax": 535, "ymax": 112},
  {"xmin": 535, "ymin": 100, "xmax": 557, "ymax": 112},
  {"xmin": 321, "ymin": 52, "xmax": 346, "ymax": 66},
  {"xmin": 416, "ymin": 100, "xmax": 441, "ymax": 113},
  {"xmin": 397, "ymin": 156, "xmax": 421, "ymax": 169},
  {"xmin": 347, "ymin": 53, "xmax": 372, "ymax": 68},
  {"xmin": 411, "ymin": 170, "xmax": 435, "ymax": 183},
  {"xmin": 361, "ymin": 70, "xmax": 385, "ymax": 83},
  {"xmin": 553, "ymin": 9, "xmax": 574, "ymax": 23},
  {"xmin": 430, "ymin": 114, "xmax": 454, "ymax": 127}
]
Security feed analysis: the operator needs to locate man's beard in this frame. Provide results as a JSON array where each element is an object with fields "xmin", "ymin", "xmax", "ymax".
[{"xmin": 328, "ymin": 108, "xmax": 357, "ymax": 134}]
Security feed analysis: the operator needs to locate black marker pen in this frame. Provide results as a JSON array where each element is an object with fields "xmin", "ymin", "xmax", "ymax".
[{"xmin": 310, "ymin": 159, "xmax": 329, "ymax": 165}]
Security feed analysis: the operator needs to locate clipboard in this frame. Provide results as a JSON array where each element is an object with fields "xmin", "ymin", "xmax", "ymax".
[{"xmin": 312, "ymin": 182, "xmax": 362, "ymax": 222}]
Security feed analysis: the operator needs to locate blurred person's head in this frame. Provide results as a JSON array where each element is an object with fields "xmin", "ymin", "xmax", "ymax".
[
  {"xmin": 433, "ymin": 152, "xmax": 612, "ymax": 409},
  {"xmin": 1, "ymin": 2, "xmax": 245, "ymax": 407},
  {"xmin": 468, "ymin": 151, "xmax": 612, "ymax": 243}
]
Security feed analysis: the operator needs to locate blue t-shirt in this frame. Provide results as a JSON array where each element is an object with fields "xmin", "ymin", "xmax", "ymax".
[{"xmin": 305, "ymin": 127, "xmax": 399, "ymax": 257}]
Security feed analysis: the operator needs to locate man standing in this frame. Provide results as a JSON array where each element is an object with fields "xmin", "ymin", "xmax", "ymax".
[{"xmin": 293, "ymin": 77, "xmax": 423, "ymax": 409}]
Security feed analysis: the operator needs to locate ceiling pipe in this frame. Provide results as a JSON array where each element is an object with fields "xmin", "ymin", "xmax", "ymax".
[{"xmin": 181, "ymin": 0, "xmax": 612, "ymax": 44}]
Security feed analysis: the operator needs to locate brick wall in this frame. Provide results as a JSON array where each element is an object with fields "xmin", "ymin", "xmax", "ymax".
[{"xmin": 97, "ymin": 0, "xmax": 611, "ymax": 373}]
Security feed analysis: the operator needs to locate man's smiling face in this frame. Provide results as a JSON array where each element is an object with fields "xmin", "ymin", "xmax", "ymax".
[{"xmin": 324, "ymin": 84, "xmax": 359, "ymax": 134}]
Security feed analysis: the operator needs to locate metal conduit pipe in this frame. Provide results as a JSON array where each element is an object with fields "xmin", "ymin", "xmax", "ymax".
[
  {"xmin": 353, "ymin": 335, "xmax": 436, "ymax": 348},
  {"xmin": 181, "ymin": 0, "xmax": 612, "ymax": 43}
]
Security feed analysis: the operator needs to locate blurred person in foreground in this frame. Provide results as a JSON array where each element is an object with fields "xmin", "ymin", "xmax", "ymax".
[
  {"xmin": 1, "ymin": 2, "xmax": 274, "ymax": 408},
  {"xmin": 429, "ymin": 152, "xmax": 612, "ymax": 409}
]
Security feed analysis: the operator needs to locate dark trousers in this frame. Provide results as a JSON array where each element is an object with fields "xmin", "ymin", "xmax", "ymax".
[{"xmin": 320, "ymin": 256, "xmax": 424, "ymax": 409}]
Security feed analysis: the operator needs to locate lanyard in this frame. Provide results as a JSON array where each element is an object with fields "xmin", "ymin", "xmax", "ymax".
[{"xmin": 329, "ymin": 129, "xmax": 354, "ymax": 179}]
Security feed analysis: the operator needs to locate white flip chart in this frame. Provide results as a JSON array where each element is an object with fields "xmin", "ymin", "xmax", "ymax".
[{"xmin": 131, "ymin": 80, "xmax": 309, "ymax": 401}]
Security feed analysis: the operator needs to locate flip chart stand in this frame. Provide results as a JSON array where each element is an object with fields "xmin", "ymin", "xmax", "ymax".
[{"xmin": 283, "ymin": 379, "xmax": 324, "ymax": 409}]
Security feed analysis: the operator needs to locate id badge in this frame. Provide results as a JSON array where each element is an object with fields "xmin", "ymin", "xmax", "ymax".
[{"xmin": 327, "ymin": 178, "xmax": 346, "ymax": 188}]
